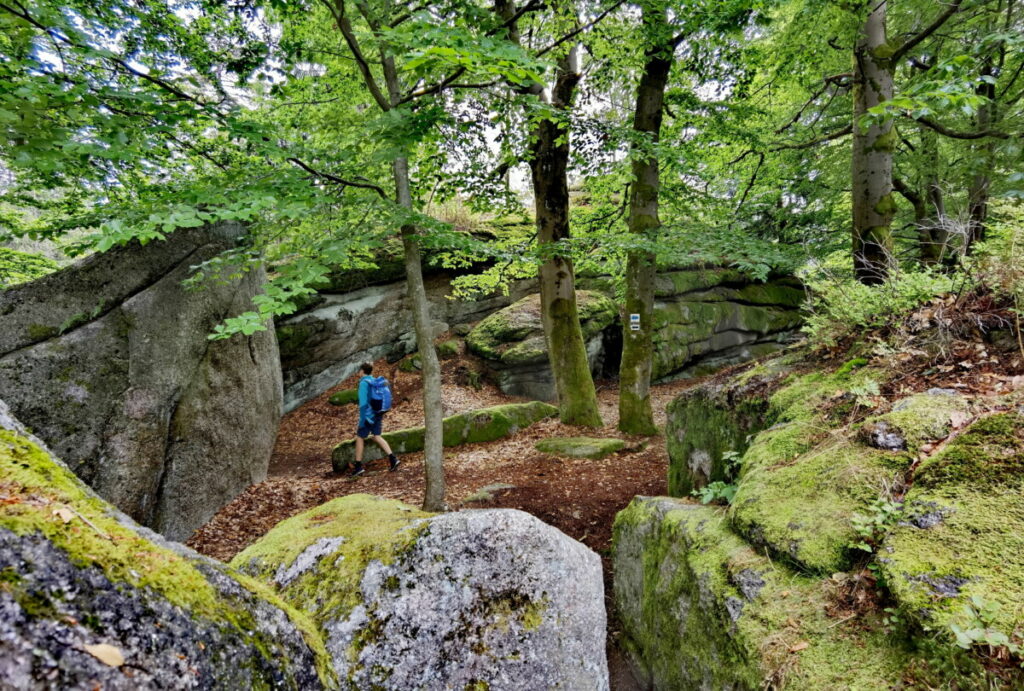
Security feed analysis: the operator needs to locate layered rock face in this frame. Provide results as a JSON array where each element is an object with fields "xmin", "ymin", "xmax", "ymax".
[
  {"xmin": 0, "ymin": 400, "xmax": 333, "ymax": 690},
  {"xmin": 617, "ymin": 351, "xmax": 1024, "ymax": 688},
  {"xmin": 464, "ymin": 269, "xmax": 804, "ymax": 400},
  {"xmin": 233, "ymin": 494, "xmax": 610, "ymax": 690},
  {"xmin": 0, "ymin": 224, "xmax": 282, "ymax": 540},
  {"xmin": 465, "ymin": 290, "xmax": 618, "ymax": 400},
  {"xmin": 647, "ymin": 268, "xmax": 804, "ymax": 380},
  {"xmin": 277, "ymin": 275, "xmax": 536, "ymax": 411}
]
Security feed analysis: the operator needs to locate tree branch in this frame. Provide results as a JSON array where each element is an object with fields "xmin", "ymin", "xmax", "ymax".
[
  {"xmin": 535, "ymin": 0, "xmax": 627, "ymax": 58},
  {"xmin": 914, "ymin": 115, "xmax": 1010, "ymax": 139},
  {"xmin": 322, "ymin": 0, "xmax": 390, "ymax": 111},
  {"xmin": 890, "ymin": 0, "xmax": 964, "ymax": 64},
  {"xmin": 287, "ymin": 157, "xmax": 391, "ymax": 199},
  {"xmin": 771, "ymin": 124, "xmax": 853, "ymax": 151}
]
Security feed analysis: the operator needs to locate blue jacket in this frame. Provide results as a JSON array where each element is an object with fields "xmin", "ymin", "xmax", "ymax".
[{"xmin": 358, "ymin": 376, "xmax": 375, "ymax": 426}]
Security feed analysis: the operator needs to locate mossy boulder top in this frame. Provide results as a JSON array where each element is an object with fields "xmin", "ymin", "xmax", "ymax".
[
  {"xmin": 466, "ymin": 291, "xmax": 616, "ymax": 367},
  {"xmin": 0, "ymin": 399, "xmax": 334, "ymax": 689},
  {"xmin": 535, "ymin": 436, "xmax": 626, "ymax": 460},
  {"xmin": 233, "ymin": 494, "xmax": 609, "ymax": 690}
]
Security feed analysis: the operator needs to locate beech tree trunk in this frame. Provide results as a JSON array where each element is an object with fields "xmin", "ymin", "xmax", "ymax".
[
  {"xmin": 384, "ymin": 60, "xmax": 446, "ymax": 511},
  {"xmin": 967, "ymin": 58, "xmax": 996, "ymax": 255},
  {"xmin": 851, "ymin": 1, "xmax": 895, "ymax": 285},
  {"xmin": 618, "ymin": 13, "xmax": 672, "ymax": 436},
  {"xmin": 529, "ymin": 47, "xmax": 603, "ymax": 427}
]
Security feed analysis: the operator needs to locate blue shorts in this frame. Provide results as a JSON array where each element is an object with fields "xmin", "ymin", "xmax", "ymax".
[{"xmin": 357, "ymin": 414, "xmax": 384, "ymax": 438}]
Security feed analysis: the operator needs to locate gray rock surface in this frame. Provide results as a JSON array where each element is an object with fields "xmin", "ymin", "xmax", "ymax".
[
  {"xmin": 0, "ymin": 401, "xmax": 332, "ymax": 689},
  {"xmin": 234, "ymin": 495, "xmax": 609, "ymax": 690},
  {"xmin": 0, "ymin": 223, "xmax": 282, "ymax": 540},
  {"xmin": 277, "ymin": 276, "xmax": 536, "ymax": 411}
]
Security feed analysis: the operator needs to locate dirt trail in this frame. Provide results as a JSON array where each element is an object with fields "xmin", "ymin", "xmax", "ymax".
[{"xmin": 187, "ymin": 349, "xmax": 702, "ymax": 690}]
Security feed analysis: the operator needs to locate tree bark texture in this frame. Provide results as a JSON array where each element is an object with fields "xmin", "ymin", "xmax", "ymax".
[
  {"xmin": 528, "ymin": 47, "xmax": 603, "ymax": 428},
  {"xmin": 852, "ymin": 1, "xmax": 896, "ymax": 285},
  {"xmin": 618, "ymin": 18, "xmax": 672, "ymax": 436}
]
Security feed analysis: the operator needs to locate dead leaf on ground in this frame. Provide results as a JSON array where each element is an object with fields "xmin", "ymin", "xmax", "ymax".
[
  {"xmin": 83, "ymin": 643, "xmax": 125, "ymax": 667},
  {"xmin": 789, "ymin": 641, "xmax": 810, "ymax": 653},
  {"xmin": 52, "ymin": 507, "xmax": 75, "ymax": 524}
]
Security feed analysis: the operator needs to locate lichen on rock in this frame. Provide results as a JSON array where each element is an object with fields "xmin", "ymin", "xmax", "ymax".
[{"xmin": 234, "ymin": 494, "xmax": 609, "ymax": 690}]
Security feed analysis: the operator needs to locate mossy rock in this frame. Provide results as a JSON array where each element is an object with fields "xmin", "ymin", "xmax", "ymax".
[
  {"xmin": 880, "ymin": 411, "xmax": 1024, "ymax": 673},
  {"xmin": 233, "ymin": 495, "xmax": 609, "ymax": 689},
  {"xmin": 727, "ymin": 365, "xmax": 913, "ymax": 574},
  {"xmin": 613, "ymin": 497, "xmax": 911, "ymax": 689},
  {"xmin": 859, "ymin": 391, "xmax": 971, "ymax": 453},
  {"xmin": 465, "ymin": 291, "xmax": 616, "ymax": 366},
  {"xmin": 398, "ymin": 354, "xmax": 422, "ymax": 372},
  {"xmin": 436, "ymin": 339, "xmax": 460, "ymax": 359},
  {"xmin": 0, "ymin": 409, "xmax": 335, "ymax": 689},
  {"xmin": 328, "ymin": 388, "xmax": 359, "ymax": 406},
  {"xmin": 331, "ymin": 401, "xmax": 558, "ymax": 471},
  {"xmin": 534, "ymin": 436, "xmax": 625, "ymax": 460}
]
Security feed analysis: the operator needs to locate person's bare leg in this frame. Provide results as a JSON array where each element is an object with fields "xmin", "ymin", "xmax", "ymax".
[
  {"xmin": 372, "ymin": 435, "xmax": 393, "ymax": 455},
  {"xmin": 355, "ymin": 436, "xmax": 365, "ymax": 462}
]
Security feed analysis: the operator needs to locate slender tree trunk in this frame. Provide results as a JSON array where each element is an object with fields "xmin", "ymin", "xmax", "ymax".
[
  {"xmin": 383, "ymin": 59, "xmax": 446, "ymax": 511},
  {"xmin": 918, "ymin": 127, "xmax": 948, "ymax": 265},
  {"xmin": 851, "ymin": 1, "xmax": 896, "ymax": 285},
  {"xmin": 967, "ymin": 58, "xmax": 997, "ymax": 255},
  {"xmin": 618, "ymin": 15, "xmax": 671, "ymax": 436},
  {"xmin": 529, "ymin": 47, "xmax": 602, "ymax": 427}
]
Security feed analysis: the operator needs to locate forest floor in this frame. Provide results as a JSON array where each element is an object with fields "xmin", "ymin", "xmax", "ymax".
[{"xmin": 187, "ymin": 343, "xmax": 703, "ymax": 689}]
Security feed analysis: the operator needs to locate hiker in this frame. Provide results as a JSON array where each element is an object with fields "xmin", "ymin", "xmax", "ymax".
[{"xmin": 351, "ymin": 362, "xmax": 400, "ymax": 477}]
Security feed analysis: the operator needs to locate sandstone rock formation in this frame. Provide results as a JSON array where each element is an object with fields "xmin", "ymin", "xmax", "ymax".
[
  {"xmin": 277, "ymin": 275, "xmax": 536, "ymax": 411},
  {"xmin": 331, "ymin": 401, "xmax": 557, "ymax": 471},
  {"xmin": 465, "ymin": 290, "xmax": 617, "ymax": 400},
  {"xmin": 233, "ymin": 494, "xmax": 609, "ymax": 690},
  {"xmin": 0, "ymin": 399, "xmax": 333, "ymax": 690},
  {"xmin": 0, "ymin": 224, "xmax": 282, "ymax": 540}
]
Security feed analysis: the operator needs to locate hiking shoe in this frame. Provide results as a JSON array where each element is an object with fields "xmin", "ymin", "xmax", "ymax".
[
  {"xmin": 389, "ymin": 456, "xmax": 401, "ymax": 472},
  {"xmin": 350, "ymin": 463, "xmax": 365, "ymax": 477}
]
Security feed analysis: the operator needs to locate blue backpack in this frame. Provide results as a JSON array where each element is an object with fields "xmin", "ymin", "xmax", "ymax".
[{"xmin": 367, "ymin": 376, "xmax": 392, "ymax": 412}]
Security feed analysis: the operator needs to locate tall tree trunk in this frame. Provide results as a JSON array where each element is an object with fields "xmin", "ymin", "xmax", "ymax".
[
  {"xmin": 618, "ymin": 11, "xmax": 672, "ymax": 436},
  {"xmin": 529, "ymin": 47, "xmax": 603, "ymax": 427},
  {"xmin": 967, "ymin": 57, "xmax": 997, "ymax": 255},
  {"xmin": 919, "ymin": 126, "xmax": 949, "ymax": 265},
  {"xmin": 383, "ymin": 60, "xmax": 446, "ymax": 511},
  {"xmin": 851, "ymin": 1, "xmax": 896, "ymax": 285}
]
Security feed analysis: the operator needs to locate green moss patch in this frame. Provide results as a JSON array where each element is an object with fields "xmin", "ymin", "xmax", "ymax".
[
  {"xmin": 232, "ymin": 494, "xmax": 432, "ymax": 623},
  {"xmin": 436, "ymin": 339, "xmax": 461, "ymax": 359},
  {"xmin": 328, "ymin": 388, "xmax": 359, "ymax": 406},
  {"xmin": 882, "ymin": 412, "xmax": 1024, "ymax": 646},
  {"xmin": 332, "ymin": 401, "xmax": 558, "ymax": 470},
  {"xmin": 534, "ymin": 436, "xmax": 625, "ymax": 460},
  {"xmin": 613, "ymin": 497, "xmax": 911, "ymax": 689}
]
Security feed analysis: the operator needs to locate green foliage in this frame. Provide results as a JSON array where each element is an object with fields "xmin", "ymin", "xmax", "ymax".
[
  {"xmin": 690, "ymin": 450, "xmax": 741, "ymax": 505},
  {"xmin": 849, "ymin": 497, "xmax": 902, "ymax": 555},
  {"xmin": 949, "ymin": 596, "xmax": 1021, "ymax": 655},
  {"xmin": 0, "ymin": 247, "xmax": 57, "ymax": 288},
  {"xmin": 802, "ymin": 256, "xmax": 958, "ymax": 346}
]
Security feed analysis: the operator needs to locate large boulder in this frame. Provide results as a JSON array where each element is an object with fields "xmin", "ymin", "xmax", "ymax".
[
  {"xmin": 0, "ymin": 223, "xmax": 282, "ymax": 541},
  {"xmin": 0, "ymin": 399, "xmax": 334, "ymax": 689},
  {"xmin": 466, "ymin": 291, "xmax": 617, "ymax": 400},
  {"xmin": 613, "ymin": 497, "xmax": 911, "ymax": 689},
  {"xmin": 277, "ymin": 275, "xmax": 537, "ymax": 411},
  {"xmin": 233, "ymin": 494, "xmax": 609, "ymax": 690},
  {"xmin": 332, "ymin": 401, "xmax": 557, "ymax": 471}
]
